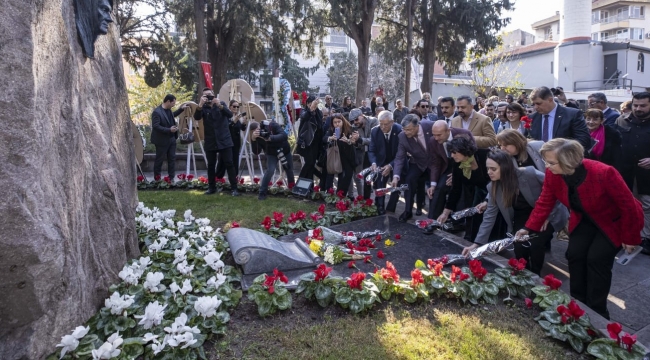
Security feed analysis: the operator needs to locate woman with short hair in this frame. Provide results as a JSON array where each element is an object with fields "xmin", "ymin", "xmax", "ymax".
[
  {"xmin": 497, "ymin": 102, "xmax": 528, "ymax": 136},
  {"xmin": 436, "ymin": 136, "xmax": 490, "ymax": 241},
  {"xmin": 462, "ymin": 150, "xmax": 568, "ymax": 274},
  {"xmin": 584, "ymin": 108, "xmax": 622, "ymax": 170},
  {"xmin": 496, "ymin": 129, "xmax": 545, "ymax": 171},
  {"xmin": 515, "ymin": 138, "xmax": 643, "ymax": 319}
]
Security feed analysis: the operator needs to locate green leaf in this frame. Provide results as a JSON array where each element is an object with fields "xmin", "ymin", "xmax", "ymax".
[
  {"xmin": 274, "ymin": 286, "xmax": 288, "ymax": 296},
  {"xmin": 587, "ymin": 339, "xmax": 616, "ymax": 360},
  {"xmin": 404, "ymin": 289, "xmax": 418, "ymax": 303},
  {"xmin": 274, "ymin": 293, "xmax": 292, "ymax": 310},
  {"xmin": 257, "ymin": 300, "xmax": 273, "ymax": 317},
  {"xmin": 538, "ymin": 320, "xmax": 552, "ymax": 331},
  {"xmin": 190, "ymin": 333, "xmax": 207, "ymax": 348},
  {"xmin": 254, "ymin": 290, "xmax": 270, "ymax": 304},
  {"xmin": 215, "ymin": 311, "xmax": 230, "ymax": 324},
  {"xmin": 613, "ymin": 346, "xmax": 646, "ymax": 360},
  {"xmin": 122, "ymin": 343, "xmax": 144, "ymax": 358},
  {"xmin": 430, "ymin": 277, "xmax": 446, "ymax": 289},
  {"xmin": 549, "ymin": 326, "xmax": 570, "ymax": 341},
  {"xmin": 542, "ymin": 310, "xmax": 562, "ymax": 324},
  {"xmin": 577, "ymin": 313, "xmax": 591, "ymax": 327},
  {"xmin": 315, "ymin": 283, "xmax": 333, "ymax": 301},
  {"xmin": 483, "ymin": 283, "xmax": 499, "ymax": 296},
  {"xmin": 544, "ymin": 292, "xmax": 566, "ymax": 308},
  {"xmin": 469, "ymin": 284, "xmax": 484, "ymax": 299},
  {"xmin": 511, "ymin": 275, "xmax": 527, "ymax": 286},
  {"xmin": 414, "ymin": 259, "xmax": 425, "ymax": 269},
  {"xmin": 506, "ymin": 284, "xmax": 518, "ymax": 298},
  {"xmin": 299, "ymin": 272, "xmax": 316, "ymax": 281},
  {"xmin": 349, "ymin": 298, "xmax": 364, "ymax": 314},
  {"xmin": 567, "ymin": 335, "xmax": 584, "ymax": 353},
  {"xmin": 566, "ymin": 323, "xmax": 590, "ymax": 341},
  {"xmin": 494, "ymin": 267, "xmax": 511, "ymax": 278},
  {"xmin": 531, "ymin": 285, "xmax": 549, "ymax": 296},
  {"xmin": 335, "ymin": 287, "xmax": 352, "ymax": 304},
  {"xmin": 491, "ymin": 275, "xmax": 507, "ymax": 289}
]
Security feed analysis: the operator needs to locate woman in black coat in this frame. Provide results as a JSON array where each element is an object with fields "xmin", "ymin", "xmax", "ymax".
[
  {"xmin": 297, "ymin": 96, "xmax": 324, "ymax": 180},
  {"xmin": 584, "ymin": 108, "xmax": 622, "ymax": 171},
  {"xmin": 436, "ymin": 136, "xmax": 490, "ymax": 241},
  {"xmin": 323, "ymin": 114, "xmax": 358, "ymax": 194}
]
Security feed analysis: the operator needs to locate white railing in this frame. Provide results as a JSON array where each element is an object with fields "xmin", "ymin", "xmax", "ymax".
[
  {"xmin": 600, "ymin": 35, "xmax": 644, "ymax": 42},
  {"xmin": 593, "ymin": 13, "xmax": 645, "ymax": 24}
]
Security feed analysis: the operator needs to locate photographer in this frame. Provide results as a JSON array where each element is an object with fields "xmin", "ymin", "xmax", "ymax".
[
  {"xmin": 216, "ymin": 100, "xmax": 246, "ymax": 178},
  {"xmin": 193, "ymin": 88, "xmax": 240, "ymax": 196},
  {"xmin": 150, "ymin": 94, "xmax": 190, "ymax": 181},
  {"xmin": 251, "ymin": 120, "xmax": 295, "ymax": 200},
  {"xmin": 296, "ymin": 96, "xmax": 323, "ymax": 181}
]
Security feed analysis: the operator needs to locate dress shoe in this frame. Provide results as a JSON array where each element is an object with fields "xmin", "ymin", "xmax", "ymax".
[
  {"xmin": 258, "ymin": 193, "xmax": 267, "ymax": 200},
  {"xmin": 231, "ymin": 190, "xmax": 241, "ymax": 197},
  {"xmin": 423, "ymin": 224, "xmax": 436, "ymax": 235},
  {"xmin": 398, "ymin": 212, "xmax": 413, "ymax": 223},
  {"xmin": 415, "ymin": 208, "xmax": 423, "ymax": 216},
  {"xmin": 204, "ymin": 188, "xmax": 217, "ymax": 195}
]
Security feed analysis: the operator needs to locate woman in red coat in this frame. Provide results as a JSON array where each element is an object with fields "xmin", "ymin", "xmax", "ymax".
[{"xmin": 515, "ymin": 138, "xmax": 643, "ymax": 319}]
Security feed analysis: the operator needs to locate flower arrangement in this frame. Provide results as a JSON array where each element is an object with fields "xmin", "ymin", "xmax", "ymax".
[
  {"xmin": 247, "ymin": 268, "xmax": 292, "ymax": 317},
  {"xmin": 586, "ymin": 322, "xmax": 645, "ymax": 359},
  {"xmin": 530, "ymin": 274, "xmax": 571, "ymax": 310},
  {"xmin": 494, "ymin": 257, "xmax": 537, "ymax": 300},
  {"xmin": 48, "ymin": 204, "xmax": 242, "ymax": 359},
  {"xmin": 534, "ymin": 300, "xmax": 593, "ymax": 353}
]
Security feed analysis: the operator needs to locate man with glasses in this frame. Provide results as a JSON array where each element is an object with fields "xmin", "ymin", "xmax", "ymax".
[
  {"xmin": 368, "ymin": 110, "xmax": 402, "ymax": 215},
  {"xmin": 450, "ymin": 95, "xmax": 497, "ymax": 148},
  {"xmin": 416, "ymin": 98, "xmax": 437, "ymax": 121},
  {"xmin": 588, "ymin": 92, "xmax": 620, "ymax": 126},
  {"xmin": 349, "ymin": 108, "xmax": 377, "ymax": 199},
  {"xmin": 324, "ymin": 95, "xmax": 339, "ymax": 112},
  {"xmin": 216, "ymin": 100, "xmax": 246, "ymax": 179}
]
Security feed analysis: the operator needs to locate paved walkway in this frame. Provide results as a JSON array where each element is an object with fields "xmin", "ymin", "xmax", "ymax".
[{"xmin": 140, "ymin": 168, "xmax": 650, "ymax": 348}]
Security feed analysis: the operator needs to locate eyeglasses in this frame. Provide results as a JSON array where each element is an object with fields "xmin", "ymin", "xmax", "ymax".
[
  {"xmin": 420, "ymin": 105, "xmax": 429, "ymax": 108},
  {"xmin": 231, "ymin": 105, "xmax": 240, "ymax": 108},
  {"xmin": 543, "ymin": 160, "xmax": 559, "ymax": 167}
]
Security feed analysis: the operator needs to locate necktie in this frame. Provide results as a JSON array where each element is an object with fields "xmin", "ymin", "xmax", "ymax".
[
  {"xmin": 445, "ymin": 118, "xmax": 450, "ymax": 124},
  {"xmin": 542, "ymin": 114, "xmax": 549, "ymax": 142},
  {"xmin": 385, "ymin": 133, "xmax": 390, "ymax": 141}
]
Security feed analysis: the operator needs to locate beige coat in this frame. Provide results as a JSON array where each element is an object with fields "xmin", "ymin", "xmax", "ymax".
[{"xmin": 450, "ymin": 111, "xmax": 497, "ymax": 148}]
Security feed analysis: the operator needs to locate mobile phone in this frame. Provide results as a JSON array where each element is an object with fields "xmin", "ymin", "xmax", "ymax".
[{"xmin": 335, "ymin": 128, "xmax": 341, "ymax": 139}]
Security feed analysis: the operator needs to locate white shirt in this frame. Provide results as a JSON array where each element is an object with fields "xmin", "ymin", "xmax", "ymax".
[{"xmin": 461, "ymin": 111, "xmax": 474, "ymax": 130}]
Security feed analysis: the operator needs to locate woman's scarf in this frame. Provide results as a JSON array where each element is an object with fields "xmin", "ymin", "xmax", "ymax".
[
  {"xmin": 590, "ymin": 125, "xmax": 606, "ymax": 159},
  {"xmin": 459, "ymin": 155, "xmax": 475, "ymax": 179}
]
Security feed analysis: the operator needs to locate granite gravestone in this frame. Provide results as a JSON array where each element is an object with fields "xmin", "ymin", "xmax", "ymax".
[
  {"xmin": 227, "ymin": 228, "xmax": 321, "ymax": 289},
  {"xmin": 0, "ymin": 1, "xmax": 136, "ymax": 358}
]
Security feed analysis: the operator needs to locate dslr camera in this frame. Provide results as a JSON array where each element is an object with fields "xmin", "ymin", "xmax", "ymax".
[
  {"xmin": 550, "ymin": 87, "xmax": 563, "ymax": 96},
  {"xmin": 258, "ymin": 120, "xmax": 272, "ymax": 139},
  {"xmin": 203, "ymin": 95, "xmax": 215, "ymax": 108}
]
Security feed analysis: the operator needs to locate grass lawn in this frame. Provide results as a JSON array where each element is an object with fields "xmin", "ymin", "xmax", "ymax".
[
  {"xmin": 138, "ymin": 191, "xmax": 587, "ymax": 360},
  {"xmin": 137, "ymin": 190, "xmax": 320, "ymax": 229}
]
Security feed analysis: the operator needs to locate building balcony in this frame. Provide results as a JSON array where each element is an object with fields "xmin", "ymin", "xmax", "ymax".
[
  {"xmin": 600, "ymin": 34, "xmax": 644, "ymax": 42},
  {"xmin": 593, "ymin": 13, "xmax": 645, "ymax": 24}
]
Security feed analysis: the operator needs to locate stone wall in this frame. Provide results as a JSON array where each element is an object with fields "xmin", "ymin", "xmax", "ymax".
[{"xmin": 0, "ymin": 1, "xmax": 138, "ymax": 359}]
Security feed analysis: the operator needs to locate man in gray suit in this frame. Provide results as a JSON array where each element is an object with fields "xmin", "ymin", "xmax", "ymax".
[
  {"xmin": 150, "ymin": 94, "xmax": 189, "ymax": 181},
  {"xmin": 391, "ymin": 114, "xmax": 435, "ymax": 222}
]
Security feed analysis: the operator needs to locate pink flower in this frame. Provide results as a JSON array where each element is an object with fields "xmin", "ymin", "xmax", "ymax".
[
  {"xmin": 231, "ymin": 221, "xmax": 240, "ymax": 228},
  {"xmin": 525, "ymin": 298, "xmax": 533, "ymax": 309}
]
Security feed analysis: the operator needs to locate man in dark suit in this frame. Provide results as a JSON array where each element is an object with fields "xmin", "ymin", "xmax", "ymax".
[
  {"xmin": 528, "ymin": 86, "xmax": 590, "ymax": 150},
  {"xmin": 588, "ymin": 92, "xmax": 620, "ymax": 127},
  {"xmin": 426, "ymin": 120, "xmax": 475, "ymax": 221},
  {"xmin": 391, "ymin": 114, "xmax": 435, "ymax": 221},
  {"xmin": 439, "ymin": 97, "xmax": 458, "ymax": 124},
  {"xmin": 151, "ymin": 94, "xmax": 189, "ymax": 181},
  {"xmin": 416, "ymin": 98, "xmax": 438, "ymax": 121},
  {"xmin": 368, "ymin": 110, "xmax": 402, "ymax": 215},
  {"xmin": 193, "ymin": 88, "xmax": 239, "ymax": 196}
]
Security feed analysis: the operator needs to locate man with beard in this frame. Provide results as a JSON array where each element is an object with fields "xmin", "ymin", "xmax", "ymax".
[
  {"xmin": 439, "ymin": 97, "xmax": 457, "ymax": 124},
  {"xmin": 493, "ymin": 102, "xmax": 510, "ymax": 133},
  {"xmin": 450, "ymin": 95, "xmax": 497, "ymax": 149},
  {"xmin": 616, "ymin": 92, "xmax": 650, "ymax": 255}
]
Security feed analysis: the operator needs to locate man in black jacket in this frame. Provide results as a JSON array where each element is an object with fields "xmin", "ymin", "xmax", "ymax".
[
  {"xmin": 193, "ymin": 88, "xmax": 240, "ymax": 196},
  {"xmin": 296, "ymin": 96, "xmax": 323, "ymax": 181},
  {"xmin": 151, "ymin": 94, "xmax": 189, "ymax": 181},
  {"xmin": 251, "ymin": 120, "xmax": 295, "ymax": 200}
]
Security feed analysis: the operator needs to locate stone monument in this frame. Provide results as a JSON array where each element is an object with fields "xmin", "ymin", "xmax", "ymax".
[{"xmin": 0, "ymin": 1, "xmax": 138, "ymax": 359}]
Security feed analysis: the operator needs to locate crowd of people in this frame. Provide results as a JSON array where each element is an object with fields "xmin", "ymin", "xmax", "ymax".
[{"xmin": 150, "ymin": 86, "xmax": 650, "ymax": 319}]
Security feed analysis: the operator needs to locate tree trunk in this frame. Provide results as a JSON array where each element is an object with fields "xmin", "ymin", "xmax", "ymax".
[
  {"xmin": 356, "ymin": 40, "xmax": 370, "ymax": 106},
  {"xmin": 420, "ymin": 26, "xmax": 437, "ymax": 93},
  {"xmin": 194, "ymin": 0, "xmax": 207, "ymax": 91}
]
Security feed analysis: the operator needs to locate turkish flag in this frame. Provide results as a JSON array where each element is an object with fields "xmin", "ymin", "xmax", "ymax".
[{"xmin": 200, "ymin": 62, "xmax": 212, "ymax": 89}]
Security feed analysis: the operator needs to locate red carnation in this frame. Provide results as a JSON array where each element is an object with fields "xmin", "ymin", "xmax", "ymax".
[
  {"xmin": 163, "ymin": 176, "xmax": 171, "ymax": 184},
  {"xmin": 364, "ymin": 255, "xmax": 372, "ymax": 263},
  {"xmin": 177, "ymin": 173, "xmax": 186, "ymax": 180},
  {"xmin": 377, "ymin": 250, "xmax": 385, "ymax": 259},
  {"xmin": 337, "ymin": 190, "xmax": 345, "ymax": 199},
  {"xmin": 198, "ymin": 176, "xmax": 208, "ymax": 184},
  {"xmin": 318, "ymin": 204, "xmax": 326, "ymax": 215},
  {"xmin": 231, "ymin": 221, "xmax": 240, "ymax": 228},
  {"xmin": 288, "ymin": 182, "xmax": 295, "ymax": 189},
  {"xmin": 327, "ymin": 188, "xmax": 335, "ymax": 195},
  {"xmin": 154, "ymin": 174, "xmax": 161, "ymax": 181},
  {"xmin": 268, "ymin": 181, "xmax": 273, "ymax": 186},
  {"xmin": 187, "ymin": 174, "xmax": 194, "ymax": 181},
  {"xmin": 380, "ymin": 261, "xmax": 399, "ymax": 282},
  {"xmin": 364, "ymin": 198, "xmax": 373, "ymax": 206},
  {"xmin": 347, "ymin": 261, "xmax": 356, "ymax": 269},
  {"xmin": 239, "ymin": 178, "xmax": 245, "ymax": 184},
  {"xmin": 347, "ymin": 272, "xmax": 365, "ymax": 290}
]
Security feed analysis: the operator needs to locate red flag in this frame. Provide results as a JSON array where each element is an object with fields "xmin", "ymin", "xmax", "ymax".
[{"xmin": 200, "ymin": 62, "xmax": 213, "ymax": 89}]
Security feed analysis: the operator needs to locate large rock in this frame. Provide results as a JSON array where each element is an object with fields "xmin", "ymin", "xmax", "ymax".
[{"xmin": 0, "ymin": 1, "xmax": 138, "ymax": 359}]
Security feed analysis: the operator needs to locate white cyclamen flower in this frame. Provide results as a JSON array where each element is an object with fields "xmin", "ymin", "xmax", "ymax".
[
  {"xmin": 91, "ymin": 332, "xmax": 123, "ymax": 359},
  {"xmin": 118, "ymin": 266, "xmax": 140, "ymax": 285},
  {"xmin": 169, "ymin": 279, "xmax": 193, "ymax": 296},
  {"xmin": 138, "ymin": 256, "xmax": 152, "ymax": 269},
  {"xmin": 184, "ymin": 209, "xmax": 194, "ymax": 222},
  {"xmin": 177, "ymin": 332, "xmax": 198, "ymax": 349},
  {"xmin": 194, "ymin": 295, "xmax": 222, "ymax": 319},
  {"xmin": 142, "ymin": 333, "xmax": 158, "ymax": 343},
  {"xmin": 158, "ymin": 228, "xmax": 176, "ymax": 238},
  {"xmin": 105, "ymin": 292, "xmax": 135, "ymax": 315},
  {"xmin": 176, "ymin": 260, "xmax": 194, "ymax": 275},
  {"xmin": 56, "ymin": 327, "xmax": 89, "ymax": 360},
  {"xmin": 172, "ymin": 249, "xmax": 187, "ymax": 265},
  {"xmin": 195, "ymin": 218, "xmax": 210, "ymax": 226},
  {"xmin": 203, "ymin": 251, "xmax": 224, "ymax": 271},
  {"xmin": 143, "ymin": 272, "xmax": 164, "ymax": 292},
  {"xmin": 134, "ymin": 301, "xmax": 167, "ymax": 329},
  {"xmin": 207, "ymin": 274, "xmax": 227, "ymax": 289}
]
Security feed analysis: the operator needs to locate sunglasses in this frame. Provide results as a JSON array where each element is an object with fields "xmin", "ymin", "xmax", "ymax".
[
  {"xmin": 231, "ymin": 105, "xmax": 240, "ymax": 108},
  {"xmin": 420, "ymin": 105, "xmax": 429, "ymax": 108}
]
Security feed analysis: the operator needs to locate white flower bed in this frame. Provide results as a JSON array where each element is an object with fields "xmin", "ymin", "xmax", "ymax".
[{"xmin": 48, "ymin": 203, "xmax": 242, "ymax": 360}]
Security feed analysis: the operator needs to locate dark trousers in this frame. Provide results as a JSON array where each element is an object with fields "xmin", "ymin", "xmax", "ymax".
[
  {"xmin": 260, "ymin": 152, "xmax": 295, "ymax": 194},
  {"xmin": 216, "ymin": 144, "xmax": 240, "ymax": 178},
  {"xmin": 153, "ymin": 139, "xmax": 176, "ymax": 179},
  {"xmin": 411, "ymin": 175, "xmax": 426, "ymax": 211},
  {"xmin": 403, "ymin": 165, "xmax": 429, "ymax": 215},
  {"xmin": 428, "ymin": 166, "xmax": 453, "ymax": 219},
  {"xmin": 206, "ymin": 147, "xmax": 237, "ymax": 190},
  {"xmin": 336, "ymin": 162, "xmax": 355, "ymax": 195},
  {"xmin": 566, "ymin": 219, "xmax": 620, "ymax": 319},
  {"xmin": 299, "ymin": 147, "xmax": 320, "ymax": 180},
  {"xmin": 513, "ymin": 218, "xmax": 553, "ymax": 276}
]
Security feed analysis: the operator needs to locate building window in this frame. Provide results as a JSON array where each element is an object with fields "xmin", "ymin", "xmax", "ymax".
[
  {"xmin": 630, "ymin": 6, "xmax": 645, "ymax": 18},
  {"xmin": 545, "ymin": 27, "xmax": 553, "ymax": 40},
  {"xmin": 638, "ymin": 53, "xmax": 645, "ymax": 72},
  {"xmin": 631, "ymin": 28, "xmax": 644, "ymax": 40},
  {"xmin": 616, "ymin": 28, "xmax": 629, "ymax": 40},
  {"xmin": 557, "ymin": 21, "xmax": 560, "ymax": 34},
  {"xmin": 600, "ymin": 31, "xmax": 610, "ymax": 41},
  {"xmin": 592, "ymin": 11, "xmax": 600, "ymax": 24},
  {"xmin": 592, "ymin": 32, "xmax": 598, "ymax": 41}
]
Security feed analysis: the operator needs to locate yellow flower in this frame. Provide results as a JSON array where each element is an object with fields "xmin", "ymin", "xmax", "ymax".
[
  {"xmin": 384, "ymin": 239, "xmax": 395, "ymax": 246},
  {"xmin": 309, "ymin": 240, "xmax": 323, "ymax": 254}
]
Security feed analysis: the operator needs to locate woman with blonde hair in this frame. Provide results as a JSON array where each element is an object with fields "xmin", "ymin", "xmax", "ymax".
[{"xmin": 515, "ymin": 138, "xmax": 643, "ymax": 319}]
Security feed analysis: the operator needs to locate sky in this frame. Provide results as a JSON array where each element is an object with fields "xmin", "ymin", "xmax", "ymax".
[{"xmin": 503, "ymin": 0, "xmax": 564, "ymax": 34}]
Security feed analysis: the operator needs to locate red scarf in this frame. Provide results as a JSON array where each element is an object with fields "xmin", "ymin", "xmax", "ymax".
[{"xmin": 590, "ymin": 125, "xmax": 605, "ymax": 159}]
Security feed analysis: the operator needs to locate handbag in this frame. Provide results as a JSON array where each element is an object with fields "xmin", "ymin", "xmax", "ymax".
[
  {"xmin": 179, "ymin": 122, "xmax": 194, "ymax": 144},
  {"xmin": 326, "ymin": 142, "xmax": 342, "ymax": 174}
]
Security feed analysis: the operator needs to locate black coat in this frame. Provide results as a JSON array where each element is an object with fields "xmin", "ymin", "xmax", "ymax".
[
  {"xmin": 228, "ymin": 117, "xmax": 244, "ymax": 150},
  {"xmin": 446, "ymin": 149, "xmax": 490, "ymax": 211},
  {"xmin": 529, "ymin": 105, "xmax": 591, "ymax": 151},
  {"xmin": 251, "ymin": 120, "xmax": 290, "ymax": 156},
  {"xmin": 194, "ymin": 101, "xmax": 234, "ymax": 151},
  {"xmin": 150, "ymin": 105, "xmax": 183, "ymax": 146},
  {"xmin": 585, "ymin": 125, "xmax": 622, "ymax": 171},
  {"xmin": 617, "ymin": 115, "xmax": 650, "ymax": 194},
  {"xmin": 296, "ymin": 108, "xmax": 323, "ymax": 157},
  {"xmin": 323, "ymin": 129, "xmax": 357, "ymax": 170}
]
